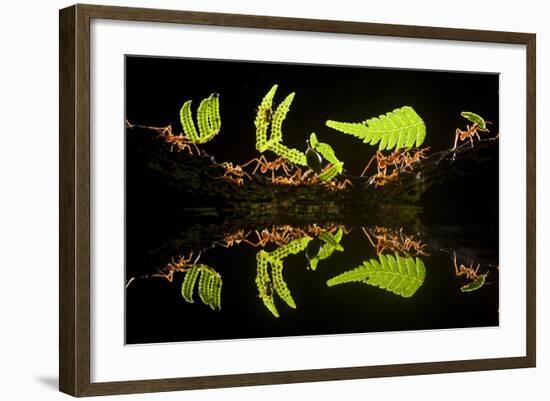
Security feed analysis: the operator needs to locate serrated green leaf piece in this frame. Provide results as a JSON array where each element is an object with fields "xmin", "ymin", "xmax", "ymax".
[
  {"xmin": 326, "ymin": 106, "xmax": 426, "ymax": 151},
  {"xmin": 179, "ymin": 93, "xmax": 221, "ymax": 144},
  {"xmin": 255, "ymin": 251, "xmax": 279, "ymax": 318},
  {"xmin": 327, "ymin": 253, "xmax": 426, "ymax": 298},
  {"xmin": 253, "ymin": 84, "xmax": 307, "ymax": 166},
  {"xmin": 309, "ymin": 132, "xmax": 344, "ymax": 182},
  {"xmin": 309, "ymin": 229, "xmax": 345, "ymax": 271},
  {"xmin": 255, "ymin": 237, "xmax": 312, "ymax": 317},
  {"xmin": 461, "ymin": 111, "xmax": 489, "ymax": 129},
  {"xmin": 271, "ymin": 260, "xmax": 296, "ymax": 309},
  {"xmin": 460, "ymin": 273, "xmax": 488, "ymax": 293},
  {"xmin": 181, "ymin": 265, "xmax": 201, "ymax": 303},
  {"xmin": 180, "ymin": 264, "xmax": 222, "ymax": 310}
]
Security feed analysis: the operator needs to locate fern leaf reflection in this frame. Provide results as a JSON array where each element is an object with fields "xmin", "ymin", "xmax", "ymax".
[
  {"xmin": 307, "ymin": 228, "xmax": 345, "ymax": 271},
  {"xmin": 255, "ymin": 237, "xmax": 311, "ymax": 317},
  {"xmin": 180, "ymin": 264, "xmax": 222, "ymax": 310},
  {"xmin": 327, "ymin": 253, "xmax": 426, "ymax": 298}
]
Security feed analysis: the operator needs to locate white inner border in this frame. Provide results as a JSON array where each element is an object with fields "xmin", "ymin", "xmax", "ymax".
[{"xmin": 90, "ymin": 19, "xmax": 526, "ymax": 383}]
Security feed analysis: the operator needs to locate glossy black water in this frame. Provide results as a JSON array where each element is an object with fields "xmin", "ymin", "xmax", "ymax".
[{"xmin": 126, "ymin": 226, "xmax": 498, "ymax": 344}]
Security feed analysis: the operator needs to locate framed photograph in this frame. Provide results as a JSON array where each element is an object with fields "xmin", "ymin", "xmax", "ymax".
[{"xmin": 59, "ymin": 4, "xmax": 536, "ymax": 397}]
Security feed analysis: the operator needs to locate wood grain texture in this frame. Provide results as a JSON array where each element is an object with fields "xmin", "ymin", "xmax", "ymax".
[{"xmin": 59, "ymin": 3, "xmax": 536, "ymax": 397}]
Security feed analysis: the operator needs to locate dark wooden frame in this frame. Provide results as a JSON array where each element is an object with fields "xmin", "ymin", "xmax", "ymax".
[{"xmin": 59, "ymin": 3, "xmax": 536, "ymax": 397}]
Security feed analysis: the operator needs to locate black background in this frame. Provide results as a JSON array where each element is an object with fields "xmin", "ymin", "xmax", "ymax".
[{"xmin": 125, "ymin": 56, "xmax": 499, "ymax": 345}]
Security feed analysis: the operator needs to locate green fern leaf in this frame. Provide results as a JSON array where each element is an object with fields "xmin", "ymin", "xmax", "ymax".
[
  {"xmin": 196, "ymin": 97, "xmax": 210, "ymax": 141},
  {"xmin": 318, "ymin": 231, "xmax": 344, "ymax": 252},
  {"xmin": 180, "ymin": 93, "xmax": 221, "ymax": 144},
  {"xmin": 270, "ymin": 92, "xmax": 295, "ymax": 143},
  {"xmin": 270, "ymin": 237, "xmax": 311, "ymax": 260},
  {"xmin": 327, "ymin": 254, "xmax": 426, "ymax": 298},
  {"xmin": 254, "ymin": 85, "xmax": 307, "ymax": 165},
  {"xmin": 271, "ymin": 260, "xmax": 296, "ymax": 309},
  {"xmin": 309, "ymin": 132, "xmax": 320, "ymax": 148},
  {"xmin": 255, "ymin": 85, "xmax": 277, "ymax": 152},
  {"xmin": 181, "ymin": 265, "xmax": 201, "ymax": 303},
  {"xmin": 325, "ymin": 121, "xmax": 369, "ymax": 140},
  {"xmin": 309, "ymin": 228, "xmax": 344, "ymax": 271},
  {"xmin": 268, "ymin": 142, "xmax": 307, "ymax": 166},
  {"xmin": 460, "ymin": 273, "xmax": 488, "ymax": 293},
  {"xmin": 461, "ymin": 111, "xmax": 488, "ymax": 129},
  {"xmin": 326, "ymin": 106, "xmax": 426, "ymax": 151},
  {"xmin": 256, "ymin": 251, "xmax": 279, "ymax": 317},
  {"xmin": 181, "ymin": 264, "xmax": 223, "ymax": 309},
  {"xmin": 207, "ymin": 93, "xmax": 221, "ymax": 135},
  {"xmin": 208, "ymin": 272, "xmax": 222, "ymax": 309},
  {"xmin": 179, "ymin": 100, "xmax": 199, "ymax": 143},
  {"xmin": 308, "ymin": 132, "xmax": 344, "ymax": 182},
  {"xmin": 317, "ymin": 164, "xmax": 342, "ymax": 182},
  {"xmin": 198, "ymin": 268, "xmax": 215, "ymax": 306}
]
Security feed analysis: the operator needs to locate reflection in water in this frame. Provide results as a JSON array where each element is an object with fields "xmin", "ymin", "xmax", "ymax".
[
  {"xmin": 453, "ymin": 251, "xmax": 490, "ymax": 293},
  {"xmin": 126, "ymin": 224, "xmax": 497, "ymax": 318},
  {"xmin": 362, "ymin": 226, "xmax": 429, "ymax": 257},
  {"xmin": 255, "ymin": 237, "xmax": 311, "ymax": 317},
  {"xmin": 327, "ymin": 254, "xmax": 426, "ymax": 298},
  {"xmin": 306, "ymin": 228, "xmax": 344, "ymax": 271},
  {"xmin": 180, "ymin": 264, "xmax": 222, "ymax": 310}
]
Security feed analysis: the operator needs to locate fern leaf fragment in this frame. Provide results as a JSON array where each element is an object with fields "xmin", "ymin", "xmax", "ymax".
[
  {"xmin": 460, "ymin": 273, "xmax": 488, "ymax": 293},
  {"xmin": 209, "ymin": 273, "xmax": 222, "ymax": 309},
  {"xmin": 179, "ymin": 100, "xmax": 199, "ymax": 143},
  {"xmin": 255, "ymin": 85, "xmax": 278, "ymax": 152},
  {"xmin": 327, "ymin": 254, "xmax": 426, "ymax": 298},
  {"xmin": 256, "ymin": 251, "xmax": 279, "ymax": 318},
  {"xmin": 309, "ymin": 132, "xmax": 344, "ymax": 182},
  {"xmin": 196, "ymin": 98, "xmax": 210, "ymax": 140},
  {"xmin": 271, "ymin": 260, "xmax": 296, "ymax": 309},
  {"xmin": 181, "ymin": 265, "xmax": 201, "ymax": 303},
  {"xmin": 179, "ymin": 93, "xmax": 221, "ymax": 144},
  {"xmin": 198, "ymin": 268, "xmax": 214, "ymax": 306},
  {"xmin": 461, "ymin": 111, "xmax": 488, "ymax": 129},
  {"xmin": 208, "ymin": 93, "xmax": 221, "ymax": 135},
  {"xmin": 268, "ymin": 142, "xmax": 307, "ymax": 166},
  {"xmin": 271, "ymin": 92, "xmax": 295, "ymax": 143},
  {"xmin": 270, "ymin": 237, "xmax": 311, "ymax": 260},
  {"xmin": 309, "ymin": 228, "xmax": 344, "ymax": 271},
  {"xmin": 254, "ymin": 84, "xmax": 307, "ymax": 165},
  {"xmin": 326, "ymin": 106, "xmax": 426, "ymax": 151}
]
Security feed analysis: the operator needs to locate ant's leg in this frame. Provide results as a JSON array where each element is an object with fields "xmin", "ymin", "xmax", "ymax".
[
  {"xmin": 361, "ymin": 154, "xmax": 378, "ymax": 177},
  {"xmin": 255, "ymin": 156, "xmax": 269, "ymax": 175},
  {"xmin": 281, "ymin": 162, "xmax": 291, "ymax": 176},
  {"xmin": 242, "ymin": 156, "xmax": 266, "ymax": 174},
  {"xmin": 453, "ymin": 251, "xmax": 460, "ymax": 275},
  {"xmin": 240, "ymin": 157, "xmax": 260, "ymax": 168},
  {"xmin": 453, "ymin": 130, "xmax": 461, "ymax": 150}
]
